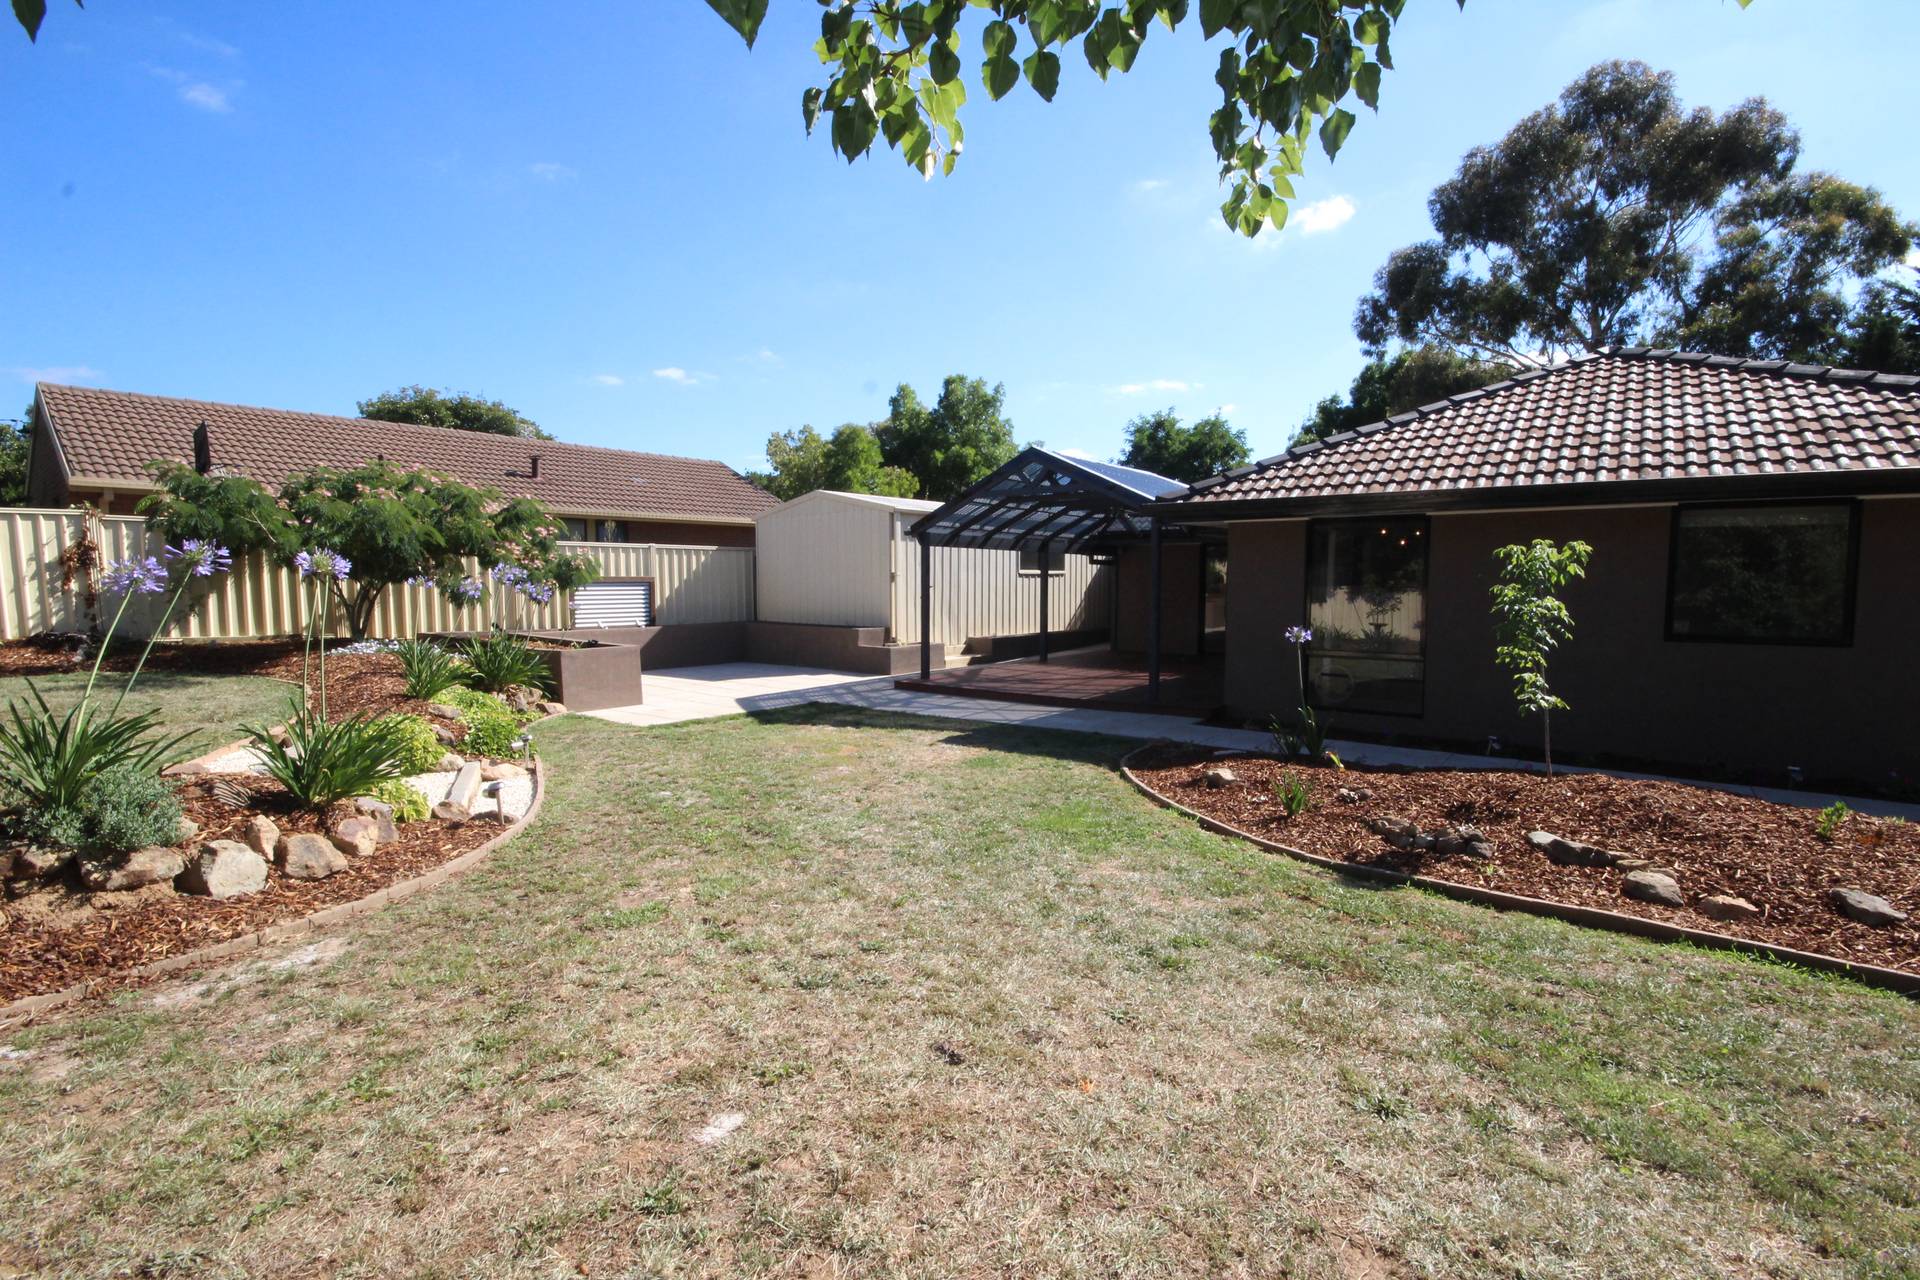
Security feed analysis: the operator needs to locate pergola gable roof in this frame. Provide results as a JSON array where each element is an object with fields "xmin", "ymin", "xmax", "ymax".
[{"xmin": 908, "ymin": 447, "xmax": 1188, "ymax": 551}]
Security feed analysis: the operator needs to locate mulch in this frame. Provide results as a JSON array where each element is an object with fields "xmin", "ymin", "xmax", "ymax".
[
  {"xmin": 0, "ymin": 775, "xmax": 512, "ymax": 1005},
  {"xmin": 1131, "ymin": 747, "xmax": 1920, "ymax": 974}
]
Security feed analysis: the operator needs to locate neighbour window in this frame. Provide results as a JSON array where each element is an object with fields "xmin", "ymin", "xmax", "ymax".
[
  {"xmin": 596, "ymin": 519, "xmax": 629, "ymax": 544},
  {"xmin": 1304, "ymin": 518, "xmax": 1428, "ymax": 717},
  {"xmin": 1018, "ymin": 545, "xmax": 1066, "ymax": 575},
  {"xmin": 562, "ymin": 518, "xmax": 590, "ymax": 541},
  {"xmin": 1667, "ymin": 502, "xmax": 1856, "ymax": 645}
]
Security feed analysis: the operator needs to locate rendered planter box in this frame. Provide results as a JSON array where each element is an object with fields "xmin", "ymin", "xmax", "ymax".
[{"xmin": 426, "ymin": 632, "xmax": 644, "ymax": 712}]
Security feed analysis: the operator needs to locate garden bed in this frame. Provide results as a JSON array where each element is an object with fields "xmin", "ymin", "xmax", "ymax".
[
  {"xmin": 0, "ymin": 770, "xmax": 531, "ymax": 1006},
  {"xmin": 1128, "ymin": 746, "xmax": 1920, "ymax": 976}
]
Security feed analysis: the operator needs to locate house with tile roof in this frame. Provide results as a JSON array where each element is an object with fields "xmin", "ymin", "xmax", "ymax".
[{"xmin": 25, "ymin": 383, "xmax": 777, "ymax": 547}]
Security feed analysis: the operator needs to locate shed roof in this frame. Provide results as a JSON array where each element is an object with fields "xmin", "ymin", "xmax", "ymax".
[
  {"xmin": 760, "ymin": 489, "xmax": 941, "ymax": 518},
  {"xmin": 35, "ymin": 383, "xmax": 779, "ymax": 524}
]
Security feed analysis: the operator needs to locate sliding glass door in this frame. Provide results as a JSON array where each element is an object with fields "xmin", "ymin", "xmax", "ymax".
[{"xmin": 1304, "ymin": 518, "xmax": 1428, "ymax": 716}]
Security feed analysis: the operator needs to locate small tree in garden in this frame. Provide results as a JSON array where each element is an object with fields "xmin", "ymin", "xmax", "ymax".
[{"xmin": 1489, "ymin": 539, "xmax": 1592, "ymax": 776}]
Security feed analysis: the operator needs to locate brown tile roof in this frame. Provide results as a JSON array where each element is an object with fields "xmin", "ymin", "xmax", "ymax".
[
  {"xmin": 35, "ymin": 383, "xmax": 778, "ymax": 523},
  {"xmin": 1176, "ymin": 348, "xmax": 1920, "ymax": 512}
]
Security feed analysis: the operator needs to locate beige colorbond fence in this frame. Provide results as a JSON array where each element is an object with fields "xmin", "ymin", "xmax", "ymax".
[
  {"xmin": 890, "ymin": 535, "xmax": 1111, "ymax": 647},
  {"xmin": 0, "ymin": 509, "xmax": 754, "ymax": 641}
]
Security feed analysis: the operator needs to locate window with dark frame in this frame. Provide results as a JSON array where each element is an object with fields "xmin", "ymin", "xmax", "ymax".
[
  {"xmin": 1667, "ymin": 502, "xmax": 1857, "ymax": 645},
  {"xmin": 1303, "ymin": 517, "xmax": 1428, "ymax": 717},
  {"xmin": 1018, "ymin": 545, "xmax": 1066, "ymax": 575}
]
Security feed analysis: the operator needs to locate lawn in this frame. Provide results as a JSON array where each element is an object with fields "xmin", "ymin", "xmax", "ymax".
[
  {"xmin": 0, "ymin": 704, "xmax": 1915, "ymax": 1278},
  {"xmin": 0, "ymin": 671, "xmax": 295, "ymax": 765}
]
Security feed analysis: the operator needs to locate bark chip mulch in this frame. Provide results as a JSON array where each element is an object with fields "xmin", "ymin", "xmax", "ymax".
[
  {"xmin": 1131, "ymin": 747, "xmax": 1920, "ymax": 975},
  {"xmin": 0, "ymin": 776, "xmax": 509, "ymax": 1005}
]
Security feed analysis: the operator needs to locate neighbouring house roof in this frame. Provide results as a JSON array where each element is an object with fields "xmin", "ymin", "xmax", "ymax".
[
  {"xmin": 910, "ymin": 447, "xmax": 1190, "ymax": 551},
  {"xmin": 1164, "ymin": 348, "xmax": 1920, "ymax": 518},
  {"xmin": 33, "ymin": 383, "xmax": 779, "ymax": 524}
]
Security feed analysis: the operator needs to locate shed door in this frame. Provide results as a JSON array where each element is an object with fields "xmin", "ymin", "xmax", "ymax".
[{"xmin": 571, "ymin": 579, "xmax": 655, "ymax": 628}]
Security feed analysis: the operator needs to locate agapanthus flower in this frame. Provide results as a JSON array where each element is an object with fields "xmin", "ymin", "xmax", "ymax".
[
  {"xmin": 1284, "ymin": 626, "xmax": 1313, "ymax": 646},
  {"xmin": 164, "ymin": 539, "xmax": 233, "ymax": 578},
  {"xmin": 295, "ymin": 548, "xmax": 352, "ymax": 581},
  {"xmin": 491, "ymin": 562, "xmax": 529, "ymax": 586},
  {"xmin": 449, "ymin": 576, "xmax": 485, "ymax": 604},
  {"xmin": 102, "ymin": 556, "xmax": 167, "ymax": 595},
  {"xmin": 519, "ymin": 580, "xmax": 555, "ymax": 606}
]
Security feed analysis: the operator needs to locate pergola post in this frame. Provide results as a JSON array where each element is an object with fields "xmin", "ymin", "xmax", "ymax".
[
  {"xmin": 1037, "ymin": 537, "xmax": 1051, "ymax": 663},
  {"xmin": 919, "ymin": 535, "xmax": 933, "ymax": 679},
  {"xmin": 1147, "ymin": 517, "xmax": 1162, "ymax": 704}
]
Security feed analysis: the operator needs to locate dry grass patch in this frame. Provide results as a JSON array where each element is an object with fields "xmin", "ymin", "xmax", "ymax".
[{"xmin": 0, "ymin": 704, "xmax": 1914, "ymax": 1278}]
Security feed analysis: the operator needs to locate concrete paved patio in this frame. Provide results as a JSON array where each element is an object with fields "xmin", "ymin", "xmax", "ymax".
[{"xmin": 586, "ymin": 662, "xmax": 1920, "ymax": 819}]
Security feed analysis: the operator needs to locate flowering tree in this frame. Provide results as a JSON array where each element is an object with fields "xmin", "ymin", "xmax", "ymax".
[
  {"xmin": 1490, "ymin": 539, "xmax": 1593, "ymax": 776},
  {"xmin": 140, "ymin": 462, "xmax": 597, "ymax": 640}
]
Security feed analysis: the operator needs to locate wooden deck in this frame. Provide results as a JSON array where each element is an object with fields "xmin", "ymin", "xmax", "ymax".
[{"xmin": 894, "ymin": 648, "xmax": 1224, "ymax": 716}]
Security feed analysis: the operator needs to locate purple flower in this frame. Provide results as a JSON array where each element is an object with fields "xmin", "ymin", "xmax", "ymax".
[
  {"xmin": 165, "ymin": 539, "xmax": 233, "ymax": 578},
  {"xmin": 491, "ymin": 562, "xmax": 529, "ymax": 587},
  {"xmin": 295, "ymin": 548, "xmax": 351, "ymax": 581},
  {"xmin": 1284, "ymin": 626, "xmax": 1313, "ymax": 646},
  {"xmin": 519, "ymin": 580, "xmax": 555, "ymax": 605},
  {"xmin": 450, "ymin": 576, "xmax": 484, "ymax": 605},
  {"xmin": 102, "ymin": 556, "xmax": 167, "ymax": 595}
]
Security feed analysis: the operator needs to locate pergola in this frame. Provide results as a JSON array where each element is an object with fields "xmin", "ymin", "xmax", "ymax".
[{"xmin": 906, "ymin": 448, "xmax": 1192, "ymax": 700}]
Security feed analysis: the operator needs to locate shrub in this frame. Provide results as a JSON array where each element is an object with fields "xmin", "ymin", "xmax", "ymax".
[
  {"xmin": 369, "ymin": 778, "xmax": 430, "ymax": 823},
  {"xmin": 442, "ymin": 687, "xmax": 533, "ymax": 759},
  {"xmin": 1815, "ymin": 800, "xmax": 1851, "ymax": 842},
  {"xmin": 0, "ymin": 686, "xmax": 190, "ymax": 816},
  {"xmin": 394, "ymin": 639, "xmax": 469, "ymax": 701},
  {"xmin": 248, "ymin": 695, "xmax": 407, "ymax": 810},
  {"xmin": 459, "ymin": 631, "xmax": 552, "ymax": 695},
  {"xmin": 11, "ymin": 766, "xmax": 184, "ymax": 854},
  {"xmin": 373, "ymin": 714, "xmax": 445, "ymax": 775}
]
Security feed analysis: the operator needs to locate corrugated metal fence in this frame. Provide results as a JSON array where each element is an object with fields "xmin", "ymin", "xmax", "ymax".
[
  {"xmin": 0, "ymin": 509, "xmax": 755, "ymax": 640},
  {"xmin": 890, "ymin": 534, "xmax": 1111, "ymax": 647}
]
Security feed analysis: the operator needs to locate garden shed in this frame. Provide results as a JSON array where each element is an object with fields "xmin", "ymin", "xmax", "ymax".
[{"xmin": 753, "ymin": 488, "xmax": 1112, "ymax": 655}]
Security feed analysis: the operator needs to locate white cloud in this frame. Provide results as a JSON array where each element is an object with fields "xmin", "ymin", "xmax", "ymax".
[
  {"xmin": 1133, "ymin": 178, "xmax": 1168, "ymax": 193},
  {"xmin": 1218, "ymin": 403, "xmax": 1238, "ymax": 415},
  {"xmin": 590, "ymin": 374, "xmax": 625, "ymax": 387},
  {"xmin": 1291, "ymin": 194, "xmax": 1356, "ymax": 236},
  {"xmin": 15, "ymin": 365, "xmax": 102, "ymax": 385},
  {"xmin": 148, "ymin": 66, "xmax": 233, "ymax": 112},
  {"xmin": 1116, "ymin": 379, "xmax": 1194, "ymax": 395},
  {"xmin": 1905, "ymin": 249, "xmax": 1920, "ymax": 269},
  {"xmin": 529, "ymin": 162, "xmax": 577, "ymax": 182},
  {"xmin": 178, "ymin": 32, "xmax": 240, "ymax": 57},
  {"xmin": 652, "ymin": 367, "xmax": 714, "ymax": 386}
]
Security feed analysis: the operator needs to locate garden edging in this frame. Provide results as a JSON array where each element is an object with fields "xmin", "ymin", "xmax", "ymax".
[
  {"xmin": 1119, "ymin": 744, "xmax": 1920, "ymax": 998},
  {"xmin": 0, "ymin": 758, "xmax": 548, "ymax": 1029}
]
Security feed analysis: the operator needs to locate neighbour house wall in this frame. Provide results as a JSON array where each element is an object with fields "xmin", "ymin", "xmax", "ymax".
[
  {"xmin": 1223, "ymin": 498, "xmax": 1920, "ymax": 787},
  {"xmin": 756, "ymin": 490, "xmax": 1113, "ymax": 648},
  {"xmin": 0, "ymin": 509, "xmax": 755, "ymax": 641}
]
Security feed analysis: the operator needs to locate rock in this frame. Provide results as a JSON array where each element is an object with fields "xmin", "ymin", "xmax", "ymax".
[
  {"xmin": 243, "ymin": 815, "xmax": 280, "ymax": 858},
  {"xmin": 1700, "ymin": 894, "xmax": 1761, "ymax": 924},
  {"xmin": 1203, "ymin": 767, "xmax": 1238, "ymax": 789},
  {"xmin": 431, "ymin": 723, "xmax": 457, "ymax": 745},
  {"xmin": 176, "ymin": 840, "xmax": 268, "ymax": 899},
  {"xmin": 329, "ymin": 818, "xmax": 380, "ymax": 857},
  {"xmin": 480, "ymin": 762, "xmax": 528, "ymax": 783},
  {"xmin": 435, "ymin": 752, "xmax": 466, "ymax": 773},
  {"xmin": 6, "ymin": 844, "xmax": 72, "ymax": 880},
  {"xmin": 505, "ymin": 688, "xmax": 536, "ymax": 713},
  {"xmin": 1526, "ymin": 830, "xmax": 1627, "ymax": 868},
  {"xmin": 1829, "ymin": 887, "xmax": 1907, "ymax": 928},
  {"xmin": 537, "ymin": 701, "xmax": 567, "ymax": 717},
  {"xmin": 161, "ymin": 760, "xmax": 210, "ymax": 778},
  {"xmin": 1368, "ymin": 816, "xmax": 1422, "ymax": 851},
  {"xmin": 1335, "ymin": 786, "xmax": 1373, "ymax": 804},
  {"xmin": 80, "ymin": 846, "xmax": 186, "ymax": 892},
  {"xmin": 277, "ymin": 832, "xmax": 348, "ymax": 881},
  {"xmin": 1621, "ymin": 870, "xmax": 1685, "ymax": 908},
  {"xmin": 352, "ymin": 797, "xmax": 401, "ymax": 842},
  {"xmin": 427, "ymin": 703, "xmax": 463, "ymax": 721},
  {"xmin": 175, "ymin": 816, "xmax": 201, "ymax": 843},
  {"xmin": 1434, "ymin": 825, "xmax": 1493, "ymax": 859},
  {"xmin": 433, "ymin": 761, "xmax": 484, "ymax": 823},
  {"xmin": 1612, "ymin": 857, "xmax": 1657, "ymax": 871}
]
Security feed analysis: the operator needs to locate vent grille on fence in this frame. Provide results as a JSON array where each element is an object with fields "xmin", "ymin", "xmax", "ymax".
[{"xmin": 571, "ymin": 580, "xmax": 654, "ymax": 628}]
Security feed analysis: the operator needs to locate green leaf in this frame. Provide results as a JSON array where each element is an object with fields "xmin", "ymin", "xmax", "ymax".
[
  {"xmin": 919, "ymin": 75, "xmax": 967, "ymax": 131},
  {"xmin": 1029, "ymin": 0, "xmax": 1069, "ymax": 46},
  {"xmin": 1198, "ymin": 0, "xmax": 1235, "ymax": 39},
  {"xmin": 1023, "ymin": 49, "xmax": 1062, "ymax": 102},
  {"xmin": 929, "ymin": 37, "xmax": 961, "ymax": 85},
  {"xmin": 802, "ymin": 87, "xmax": 826, "ymax": 134},
  {"xmin": 1354, "ymin": 9, "xmax": 1388, "ymax": 45},
  {"xmin": 1318, "ymin": 106, "xmax": 1355, "ymax": 161},
  {"xmin": 1354, "ymin": 62, "xmax": 1381, "ymax": 111},
  {"xmin": 983, "ymin": 52, "xmax": 1020, "ymax": 101},
  {"xmin": 703, "ymin": 0, "xmax": 769, "ymax": 49},
  {"xmin": 981, "ymin": 18, "xmax": 1017, "ymax": 60},
  {"xmin": 831, "ymin": 100, "xmax": 878, "ymax": 163},
  {"xmin": 12, "ymin": 0, "xmax": 47, "ymax": 41}
]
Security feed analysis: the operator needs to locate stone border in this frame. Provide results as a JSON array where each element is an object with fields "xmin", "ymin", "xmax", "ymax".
[
  {"xmin": 0, "ymin": 758, "xmax": 548, "ymax": 1029},
  {"xmin": 1119, "ymin": 745, "xmax": 1920, "ymax": 999}
]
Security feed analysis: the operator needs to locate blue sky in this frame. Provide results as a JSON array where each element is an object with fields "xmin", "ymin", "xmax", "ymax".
[{"xmin": 6, "ymin": 0, "xmax": 1918, "ymax": 474}]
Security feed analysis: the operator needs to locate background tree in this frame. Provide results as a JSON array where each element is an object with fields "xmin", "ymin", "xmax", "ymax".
[
  {"xmin": 1843, "ymin": 267, "xmax": 1920, "ymax": 373},
  {"xmin": 140, "ymin": 462, "xmax": 595, "ymax": 640},
  {"xmin": 874, "ymin": 375, "xmax": 1019, "ymax": 501},
  {"xmin": 0, "ymin": 405, "xmax": 33, "ymax": 506},
  {"xmin": 358, "ymin": 386, "xmax": 553, "ymax": 440},
  {"xmin": 1296, "ymin": 347, "xmax": 1506, "ymax": 445},
  {"xmin": 1118, "ymin": 409, "xmax": 1249, "ymax": 483},
  {"xmin": 1353, "ymin": 62, "xmax": 1914, "ymax": 367},
  {"xmin": 749, "ymin": 424, "xmax": 918, "ymax": 501},
  {"xmin": 1489, "ymin": 538, "xmax": 1592, "ymax": 777}
]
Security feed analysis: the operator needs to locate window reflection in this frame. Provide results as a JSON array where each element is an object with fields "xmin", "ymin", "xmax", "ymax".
[{"xmin": 1305, "ymin": 518, "xmax": 1427, "ymax": 716}]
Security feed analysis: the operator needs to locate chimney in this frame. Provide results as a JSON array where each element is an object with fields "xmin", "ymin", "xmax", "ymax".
[
  {"xmin": 192, "ymin": 421, "xmax": 212, "ymax": 474},
  {"xmin": 529, "ymin": 453, "xmax": 541, "ymax": 479}
]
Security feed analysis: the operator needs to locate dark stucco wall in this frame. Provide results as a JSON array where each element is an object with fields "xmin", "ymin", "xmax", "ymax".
[
  {"xmin": 1113, "ymin": 541, "xmax": 1204, "ymax": 657},
  {"xmin": 1224, "ymin": 498, "xmax": 1920, "ymax": 788}
]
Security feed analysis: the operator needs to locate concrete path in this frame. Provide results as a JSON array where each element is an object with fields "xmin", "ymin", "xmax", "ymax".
[{"xmin": 586, "ymin": 662, "xmax": 1920, "ymax": 819}]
